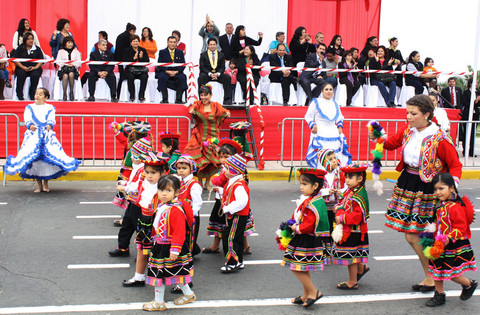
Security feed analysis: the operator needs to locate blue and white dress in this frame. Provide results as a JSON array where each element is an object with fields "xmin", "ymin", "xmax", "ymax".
[
  {"xmin": 305, "ymin": 97, "xmax": 352, "ymax": 167},
  {"xmin": 5, "ymin": 103, "xmax": 80, "ymax": 180}
]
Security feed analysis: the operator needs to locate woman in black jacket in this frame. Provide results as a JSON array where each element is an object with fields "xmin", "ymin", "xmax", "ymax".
[
  {"xmin": 13, "ymin": 32, "xmax": 44, "ymax": 100},
  {"xmin": 338, "ymin": 50, "xmax": 360, "ymax": 106},
  {"xmin": 123, "ymin": 35, "xmax": 149, "ymax": 102},
  {"xmin": 360, "ymin": 36, "xmax": 378, "ymax": 60},
  {"xmin": 289, "ymin": 26, "xmax": 315, "ymax": 67},
  {"xmin": 231, "ymin": 25, "xmax": 263, "ymax": 59},
  {"xmin": 368, "ymin": 46, "xmax": 396, "ymax": 107},
  {"xmin": 328, "ymin": 34, "xmax": 345, "ymax": 60},
  {"xmin": 236, "ymin": 45, "xmax": 260, "ymax": 103}
]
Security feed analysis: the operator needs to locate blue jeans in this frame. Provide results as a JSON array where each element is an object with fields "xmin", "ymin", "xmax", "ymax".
[
  {"xmin": 371, "ymin": 79, "xmax": 396, "ymax": 104},
  {"xmin": 230, "ymin": 84, "xmax": 236, "ymax": 102}
]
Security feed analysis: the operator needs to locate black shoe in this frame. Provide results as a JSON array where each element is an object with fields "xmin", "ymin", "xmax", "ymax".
[
  {"xmin": 224, "ymin": 99, "xmax": 232, "ymax": 105},
  {"xmin": 412, "ymin": 283, "xmax": 435, "ymax": 292},
  {"xmin": 129, "ymin": 98, "xmax": 135, "ymax": 102},
  {"xmin": 170, "ymin": 282, "xmax": 193, "ymax": 294},
  {"xmin": 18, "ymin": 96, "xmax": 24, "ymax": 101},
  {"xmin": 304, "ymin": 98, "xmax": 312, "ymax": 106},
  {"xmin": 111, "ymin": 97, "xmax": 118, "ymax": 103},
  {"xmin": 87, "ymin": 96, "xmax": 95, "ymax": 102},
  {"xmin": 387, "ymin": 102, "xmax": 396, "ymax": 108},
  {"xmin": 139, "ymin": 97, "xmax": 145, "ymax": 103},
  {"xmin": 192, "ymin": 243, "xmax": 201, "ymax": 257},
  {"xmin": 161, "ymin": 99, "xmax": 168, "ymax": 104},
  {"xmin": 108, "ymin": 248, "xmax": 130, "ymax": 257},
  {"xmin": 122, "ymin": 278, "xmax": 145, "ymax": 287},
  {"xmin": 425, "ymin": 291, "xmax": 446, "ymax": 307},
  {"xmin": 175, "ymin": 99, "xmax": 184, "ymax": 104},
  {"xmin": 460, "ymin": 279, "xmax": 477, "ymax": 300}
]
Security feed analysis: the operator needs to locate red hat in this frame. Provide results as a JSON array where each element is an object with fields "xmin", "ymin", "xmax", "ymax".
[
  {"xmin": 340, "ymin": 163, "xmax": 368, "ymax": 173},
  {"xmin": 218, "ymin": 138, "xmax": 243, "ymax": 154},
  {"xmin": 159, "ymin": 132, "xmax": 181, "ymax": 140},
  {"xmin": 298, "ymin": 167, "xmax": 327, "ymax": 179}
]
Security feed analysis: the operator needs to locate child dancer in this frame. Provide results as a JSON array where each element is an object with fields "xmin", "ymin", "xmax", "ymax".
[
  {"xmin": 159, "ymin": 132, "xmax": 181, "ymax": 173},
  {"xmin": 220, "ymin": 154, "xmax": 250, "ymax": 273},
  {"xmin": 229, "ymin": 121, "xmax": 253, "ymax": 161},
  {"xmin": 332, "ymin": 164, "xmax": 370, "ymax": 290},
  {"xmin": 122, "ymin": 151, "xmax": 170, "ymax": 287},
  {"xmin": 143, "ymin": 175, "xmax": 196, "ymax": 311},
  {"xmin": 282, "ymin": 167, "xmax": 330, "ymax": 308},
  {"xmin": 424, "ymin": 172, "xmax": 477, "ymax": 307},
  {"xmin": 109, "ymin": 137, "xmax": 152, "ymax": 257}
]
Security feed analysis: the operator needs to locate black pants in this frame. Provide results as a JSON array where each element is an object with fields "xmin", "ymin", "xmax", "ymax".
[
  {"xmin": 238, "ymin": 75, "xmax": 260, "ymax": 103},
  {"xmin": 88, "ymin": 71, "xmax": 117, "ymax": 98},
  {"xmin": 462, "ymin": 121, "xmax": 477, "ymax": 157},
  {"xmin": 127, "ymin": 72, "xmax": 148, "ymax": 100},
  {"xmin": 198, "ymin": 73, "xmax": 231, "ymax": 101},
  {"xmin": 222, "ymin": 214, "xmax": 248, "ymax": 265},
  {"xmin": 340, "ymin": 77, "xmax": 361, "ymax": 105},
  {"xmin": 192, "ymin": 215, "xmax": 201, "ymax": 256},
  {"xmin": 116, "ymin": 65, "xmax": 125, "ymax": 96},
  {"xmin": 406, "ymin": 79, "xmax": 425, "ymax": 95},
  {"xmin": 270, "ymin": 76, "xmax": 297, "ymax": 103},
  {"xmin": 15, "ymin": 68, "xmax": 42, "ymax": 99},
  {"xmin": 117, "ymin": 202, "xmax": 142, "ymax": 250},
  {"xmin": 299, "ymin": 75, "xmax": 325, "ymax": 101}
]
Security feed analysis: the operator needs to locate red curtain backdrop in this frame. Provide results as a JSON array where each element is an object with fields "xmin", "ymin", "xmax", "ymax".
[{"xmin": 287, "ymin": 0, "xmax": 382, "ymax": 51}]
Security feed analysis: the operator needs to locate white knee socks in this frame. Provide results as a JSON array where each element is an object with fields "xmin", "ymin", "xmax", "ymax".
[
  {"xmin": 155, "ymin": 285, "xmax": 165, "ymax": 303},
  {"xmin": 178, "ymin": 283, "xmax": 194, "ymax": 296}
]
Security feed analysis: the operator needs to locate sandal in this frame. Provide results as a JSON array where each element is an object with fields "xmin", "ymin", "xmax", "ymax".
[
  {"xmin": 337, "ymin": 282, "xmax": 358, "ymax": 290},
  {"xmin": 220, "ymin": 264, "xmax": 239, "ymax": 273},
  {"xmin": 303, "ymin": 290, "xmax": 323, "ymax": 308},
  {"xmin": 244, "ymin": 246, "xmax": 252, "ymax": 255},
  {"xmin": 113, "ymin": 220, "xmax": 122, "ymax": 227},
  {"xmin": 292, "ymin": 296, "xmax": 304, "ymax": 305},
  {"xmin": 142, "ymin": 300, "xmax": 166, "ymax": 311},
  {"xmin": 357, "ymin": 266, "xmax": 370, "ymax": 281},
  {"xmin": 202, "ymin": 247, "xmax": 219, "ymax": 254},
  {"xmin": 173, "ymin": 293, "xmax": 197, "ymax": 306}
]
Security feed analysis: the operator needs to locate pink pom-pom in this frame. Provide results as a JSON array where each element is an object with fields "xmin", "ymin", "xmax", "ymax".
[{"xmin": 435, "ymin": 234, "xmax": 448, "ymax": 244}]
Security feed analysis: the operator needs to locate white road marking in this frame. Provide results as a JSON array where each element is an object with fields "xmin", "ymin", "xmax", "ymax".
[
  {"xmin": 471, "ymin": 227, "xmax": 480, "ymax": 231},
  {"xmin": 203, "ymin": 200, "xmax": 216, "ymax": 204},
  {"xmin": 250, "ymin": 233, "xmax": 259, "ymax": 236},
  {"xmin": 368, "ymin": 230, "xmax": 384, "ymax": 234},
  {"xmin": 81, "ymin": 190, "xmax": 115, "ymax": 193},
  {"xmin": 79, "ymin": 201, "xmax": 112, "ymax": 205},
  {"xmin": 76, "ymin": 215, "xmax": 121, "ymax": 219},
  {"xmin": 0, "ymin": 202, "xmax": 7, "ymax": 205},
  {"xmin": 0, "ymin": 290, "xmax": 476, "ymax": 313},
  {"xmin": 374, "ymin": 255, "xmax": 419, "ymax": 261},
  {"xmin": 67, "ymin": 264, "xmax": 129, "ymax": 269},
  {"xmin": 243, "ymin": 260, "xmax": 283, "ymax": 265},
  {"xmin": 199, "ymin": 214, "xmax": 210, "ymax": 218},
  {"xmin": 386, "ymin": 199, "xmax": 391, "ymax": 201},
  {"xmin": 73, "ymin": 235, "xmax": 118, "ymax": 240},
  {"xmin": 370, "ymin": 211, "xmax": 385, "ymax": 215}
]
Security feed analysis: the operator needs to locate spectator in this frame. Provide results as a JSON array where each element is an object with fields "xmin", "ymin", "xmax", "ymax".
[
  {"xmin": 269, "ymin": 31, "xmax": 290, "ymax": 54},
  {"xmin": 324, "ymin": 48, "xmax": 338, "ymax": 88},
  {"xmin": 328, "ymin": 35, "xmax": 344, "ymax": 60},
  {"xmin": 91, "ymin": 31, "xmax": 114, "ymax": 53},
  {"xmin": 405, "ymin": 51, "xmax": 438, "ymax": 95},
  {"xmin": 423, "ymin": 57, "xmax": 437, "ymax": 73},
  {"xmin": 140, "ymin": 27, "xmax": 157, "ymax": 59},
  {"xmin": 387, "ymin": 37, "xmax": 404, "ymax": 87},
  {"xmin": 12, "ymin": 18, "xmax": 40, "ymax": 51},
  {"xmin": 237, "ymin": 45, "xmax": 260, "ymax": 103},
  {"xmin": 87, "ymin": 39, "xmax": 117, "ymax": 102},
  {"xmin": 123, "ymin": 34, "xmax": 149, "ymax": 102},
  {"xmin": 360, "ymin": 36, "xmax": 378, "ymax": 60},
  {"xmin": 56, "ymin": 36, "xmax": 81, "ymax": 101},
  {"xmin": 199, "ymin": 14, "xmax": 220, "ymax": 53},
  {"xmin": 350, "ymin": 47, "xmax": 365, "ymax": 85},
  {"xmin": 299, "ymin": 43, "xmax": 327, "ymax": 106},
  {"xmin": 114, "ymin": 23, "xmax": 136, "ymax": 96},
  {"xmin": 198, "ymin": 38, "xmax": 232, "ymax": 104},
  {"xmin": 314, "ymin": 32, "xmax": 324, "ymax": 49},
  {"xmin": 172, "ymin": 30, "xmax": 186, "ymax": 55},
  {"xmin": 50, "ymin": 18, "xmax": 76, "ymax": 59},
  {"xmin": 155, "ymin": 36, "xmax": 187, "ymax": 104},
  {"xmin": 0, "ymin": 44, "xmax": 8, "ymax": 100},
  {"xmin": 269, "ymin": 43, "xmax": 296, "ymax": 105},
  {"xmin": 338, "ymin": 50, "xmax": 360, "ymax": 106},
  {"xmin": 231, "ymin": 25, "xmax": 263, "ymax": 59},
  {"xmin": 460, "ymin": 78, "xmax": 480, "ymax": 157},
  {"xmin": 219, "ymin": 23, "xmax": 235, "ymax": 60},
  {"xmin": 224, "ymin": 58, "xmax": 238, "ymax": 102},
  {"xmin": 441, "ymin": 77, "xmax": 462, "ymax": 109},
  {"xmin": 13, "ymin": 32, "xmax": 44, "ymax": 100},
  {"xmin": 289, "ymin": 26, "xmax": 315, "ymax": 67},
  {"xmin": 369, "ymin": 45, "xmax": 396, "ymax": 107}
]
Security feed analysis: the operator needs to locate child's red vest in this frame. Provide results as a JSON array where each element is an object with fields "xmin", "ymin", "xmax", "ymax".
[{"xmin": 222, "ymin": 179, "xmax": 250, "ymax": 217}]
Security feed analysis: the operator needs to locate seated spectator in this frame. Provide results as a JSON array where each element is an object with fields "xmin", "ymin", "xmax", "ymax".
[
  {"xmin": 199, "ymin": 14, "xmax": 220, "ymax": 53},
  {"xmin": 114, "ymin": 23, "xmax": 136, "ymax": 96},
  {"xmin": 13, "ymin": 32, "xmax": 44, "ymax": 100},
  {"xmin": 198, "ymin": 38, "xmax": 231, "ymax": 104},
  {"xmin": 269, "ymin": 31, "xmax": 290, "ymax": 54},
  {"xmin": 57, "ymin": 36, "xmax": 81, "ymax": 101},
  {"xmin": 231, "ymin": 25, "xmax": 263, "ymax": 59},
  {"xmin": 140, "ymin": 27, "xmax": 157, "ymax": 59},
  {"xmin": 219, "ymin": 23, "xmax": 234, "ymax": 60},
  {"xmin": 269, "ymin": 43, "xmax": 296, "ymax": 105},
  {"xmin": 299, "ymin": 43, "xmax": 327, "ymax": 106},
  {"xmin": 237, "ymin": 45, "xmax": 261, "ymax": 103},
  {"xmin": 50, "ymin": 18, "xmax": 76, "ymax": 59},
  {"xmin": 123, "ymin": 34, "xmax": 149, "ymax": 102},
  {"xmin": 172, "ymin": 30, "xmax": 186, "ymax": 55},
  {"xmin": 405, "ymin": 51, "xmax": 438, "ymax": 96},
  {"xmin": 289, "ymin": 27, "xmax": 315, "ymax": 67},
  {"xmin": 155, "ymin": 36, "xmax": 187, "ymax": 104},
  {"xmin": 328, "ymin": 35, "xmax": 345, "ymax": 61},
  {"xmin": 224, "ymin": 58, "xmax": 238, "ymax": 102},
  {"xmin": 91, "ymin": 31, "xmax": 114, "ymax": 53},
  {"xmin": 12, "ymin": 18, "xmax": 40, "ymax": 51},
  {"xmin": 441, "ymin": 77, "xmax": 462, "ymax": 109},
  {"xmin": 368, "ymin": 45, "xmax": 396, "ymax": 107},
  {"xmin": 360, "ymin": 36, "xmax": 378, "ymax": 60},
  {"xmin": 324, "ymin": 48, "xmax": 338, "ymax": 88},
  {"xmin": 87, "ymin": 39, "xmax": 117, "ymax": 102},
  {"xmin": 314, "ymin": 32, "xmax": 324, "ymax": 49},
  {"xmin": 338, "ymin": 50, "xmax": 360, "ymax": 106},
  {"xmin": 423, "ymin": 57, "xmax": 437, "ymax": 73}
]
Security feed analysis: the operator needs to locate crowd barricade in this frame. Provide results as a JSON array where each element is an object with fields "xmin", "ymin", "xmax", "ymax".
[
  {"xmin": 278, "ymin": 117, "xmax": 479, "ymax": 182},
  {"xmin": 0, "ymin": 114, "xmax": 20, "ymax": 186}
]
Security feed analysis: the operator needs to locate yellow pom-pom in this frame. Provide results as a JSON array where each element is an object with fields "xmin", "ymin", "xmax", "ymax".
[
  {"xmin": 280, "ymin": 236, "xmax": 292, "ymax": 249},
  {"xmin": 423, "ymin": 246, "xmax": 434, "ymax": 260},
  {"xmin": 375, "ymin": 143, "xmax": 383, "ymax": 152}
]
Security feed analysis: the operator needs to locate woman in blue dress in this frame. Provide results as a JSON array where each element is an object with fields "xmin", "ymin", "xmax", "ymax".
[{"xmin": 5, "ymin": 88, "xmax": 80, "ymax": 192}]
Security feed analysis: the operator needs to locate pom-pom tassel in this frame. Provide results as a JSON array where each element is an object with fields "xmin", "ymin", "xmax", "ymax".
[{"xmin": 332, "ymin": 223, "xmax": 344, "ymax": 243}]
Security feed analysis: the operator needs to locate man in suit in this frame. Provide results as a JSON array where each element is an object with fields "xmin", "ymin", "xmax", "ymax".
[
  {"xmin": 155, "ymin": 36, "xmax": 187, "ymax": 104},
  {"xmin": 441, "ymin": 77, "xmax": 462, "ymax": 109},
  {"xmin": 198, "ymin": 38, "xmax": 232, "ymax": 104},
  {"xmin": 269, "ymin": 43, "xmax": 296, "ymax": 105},
  {"xmin": 299, "ymin": 43, "xmax": 327, "ymax": 106},
  {"xmin": 87, "ymin": 39, "xmax": 117, "ymax": 102},
  {"xmin": 219, "ymin": 23, "xmax": 234, "ymax": 61}
]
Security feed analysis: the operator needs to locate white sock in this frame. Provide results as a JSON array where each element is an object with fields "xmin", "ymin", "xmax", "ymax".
[
  {"xmin": 134, "ymin": 272, "xmax": 145, "ymax": 281},
  {"xmin": 155, "ymin": 285, "xmax": 165, "ymax": 303},
  {"xmin": 178, "ymin": 283, "xmax": 194, "ymax": 296}
]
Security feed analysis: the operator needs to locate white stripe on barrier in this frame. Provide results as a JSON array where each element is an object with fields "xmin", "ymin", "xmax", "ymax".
[
  {"xmin": 67, "ymin": 264, "xmax": 130, "ymax": 269},
  {"xmin": 76, "ymin": 215, "xmax": 121, "ymax": 219}
]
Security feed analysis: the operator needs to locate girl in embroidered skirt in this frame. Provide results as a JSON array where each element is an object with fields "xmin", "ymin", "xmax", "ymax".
[
  {"xmin": 423, "ymin": 172, "xmax": 477, "ymax": 307},
  {"xmin": 159, "ymin": 132, "xmax": 181, "ymax": 174},
  {"xmin": 144, "ymin": 175, "xmax": 195, "ymax": 311},
  {"xmin": 5, "ymin": 88, "xmax": 80, "ymax": 193},
  {"xmin": 332, "ymin": 164, "xmax": 370, "ymax": 290},
  {"xmin": 282, "ymin": 168, "xmax": 330, "ymax": 308},
  {"xmin": 122, "ymin": 151, "xmax": 170, "ymax": 287}
]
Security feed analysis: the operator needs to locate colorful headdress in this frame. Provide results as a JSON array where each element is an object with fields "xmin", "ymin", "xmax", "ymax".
[
  {"xmin": 229, "ymin": 121, "xmax": 251, "ymax": 130},
  {"xmin": 171, "ymin": 154, "xmax": 197, "ymax": 173},
  {"xmin": 317, "ymin": 149, "xmax": 335, "ymax": 172},
  {"xmin": 159, "ymin": 131, "xmax": 181, "ymax": 140},
  {"xmin": 131, "ymin": 137, "xmax": 152, "ymax": 160},
  {"xmin": 138, "ymin": 151, "xmax": 170, "ymax": 165},
  {"xmin": 131, "ymin": 121, "xmax": 151, "ymax": 133},
  {"xmin": 218, "ymin": 138, "xmax": 243, "ymax": 154},
  {"xmin": 340, "ymin": 163, "xmax": 368, "ymax": 173},
  {"xmin": 298, "ymin": 167, "xmax": 327, "ymax": 179},
  {"xmin": 110, "ymin": 121, "xmax": 133, "ymax": 134},
  {"xmin": 225, "ymin": 154, "xmax": 247, "ymax": 175}
]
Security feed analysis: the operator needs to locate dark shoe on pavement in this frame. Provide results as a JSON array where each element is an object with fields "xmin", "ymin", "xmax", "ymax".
[
  {"xmin": 109, "ymin": 248, "xmax": 130, "ymax": 257},
  {"xmin": 87, "ymin": 96, "xmax": 95, "ymax": 102},
  {"xmin": 175, "ymin": 99, "xmax": 184, "ymax": 104},
  {"xmin": 460, "ymin": 279, "xmax": 477, "ymax": 300},
  {"xmin": 425, "ymin": 290, "xmax": 446, "ymax": 307},
  {"xmin": 161, "ymin": 99, "xmax": 168, "ymax": 104},
  {"xmin": 18, "ymin": 96, "xmax": 25, "ymax": 101},
  {"xmin": 111, "ymin": 97, "xmax": 118, "ymax": 103},
  {"xmin": 122, "ymin": 278, "xmax": 145, "ymax": 287}
]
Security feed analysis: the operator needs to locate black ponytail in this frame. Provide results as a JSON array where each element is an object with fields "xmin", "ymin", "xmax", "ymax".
[{"xmin": 300, "ymin": 173, "xmax": 324, "ymax": 197}]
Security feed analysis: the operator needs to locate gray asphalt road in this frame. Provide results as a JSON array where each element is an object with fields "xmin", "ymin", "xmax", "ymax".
[{"xmin": 0, "ymin": 179, "xmax": 479, "ymax": 314}]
